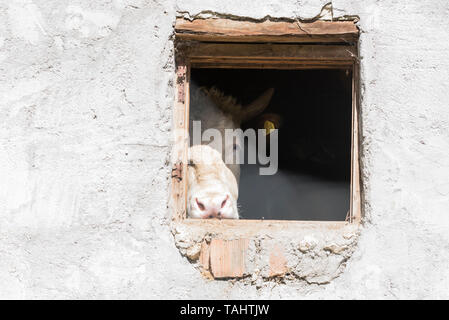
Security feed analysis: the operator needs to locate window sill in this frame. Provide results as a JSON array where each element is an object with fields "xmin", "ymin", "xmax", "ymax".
[
  {"xmin": 172, "ymin": 218, "xmax": 360, "ymax": 281},
  {"xmin": 177, "ymin": 218, "xmax": 357, "ymax": 237}
]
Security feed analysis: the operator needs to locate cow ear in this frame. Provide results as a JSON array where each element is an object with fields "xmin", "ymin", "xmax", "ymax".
[{"xmin": 240, "ymin": 88, "xmax": 274, "ymax": 123}]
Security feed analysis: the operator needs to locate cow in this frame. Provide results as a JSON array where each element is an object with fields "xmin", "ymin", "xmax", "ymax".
[{"xmin": 187, "ymin": 86, "xmax": 274, "ymax": 219}]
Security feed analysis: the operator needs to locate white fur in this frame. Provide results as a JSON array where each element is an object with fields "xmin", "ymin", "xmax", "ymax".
[{"xmin": 187, "ymin": 145, "xmax": 239, "ymax": 219}]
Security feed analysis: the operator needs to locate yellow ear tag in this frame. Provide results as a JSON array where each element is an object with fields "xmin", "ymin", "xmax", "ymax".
[{"xmin": 264, "ymin": 120, "xmax": 276, "ymax": 136}]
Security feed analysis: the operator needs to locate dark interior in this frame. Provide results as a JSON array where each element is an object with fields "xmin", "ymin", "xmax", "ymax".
[{"xmin": 190, "ymin": 68, "xmax": 352, "ymax": 221}]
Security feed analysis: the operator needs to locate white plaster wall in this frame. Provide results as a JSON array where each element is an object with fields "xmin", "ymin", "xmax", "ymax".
[{"xmin": 0, "ymin": 0, "xmax": 448, "ymax": 299}]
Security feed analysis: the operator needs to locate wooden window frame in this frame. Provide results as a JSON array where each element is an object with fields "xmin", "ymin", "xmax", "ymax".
[{"xmin": 171, "ymin": 18, "xmax": 362, "ymax": 230}]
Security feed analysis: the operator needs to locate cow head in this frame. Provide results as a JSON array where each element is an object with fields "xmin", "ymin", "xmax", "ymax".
[{"xmin": 187, "ymin": 87, "xmax": 274, "ymax": 219}]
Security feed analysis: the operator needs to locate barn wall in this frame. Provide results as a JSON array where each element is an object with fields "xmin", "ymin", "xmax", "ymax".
[{"xmin": 0, "ymin": 0, "xmax": 448, "ymax": 299}]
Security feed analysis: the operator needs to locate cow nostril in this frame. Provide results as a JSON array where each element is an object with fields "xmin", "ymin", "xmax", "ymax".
[
  {"xmin": 221, "ymin": 195, "xmax": 229, "ymax": 208},
  {"xmin": 196, "ymin": 198, "xmax": 205, "ymax": 211}
]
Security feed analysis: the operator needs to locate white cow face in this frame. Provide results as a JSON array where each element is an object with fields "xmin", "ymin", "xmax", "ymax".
[{"xmin": 187, "ymin": 145, "xmax": 239, "ymax": 219}]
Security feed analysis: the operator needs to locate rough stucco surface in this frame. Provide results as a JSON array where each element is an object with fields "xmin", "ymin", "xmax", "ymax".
[{"xmin": 0, "ymin": 0, "xmax": 448, "ymax": 299}]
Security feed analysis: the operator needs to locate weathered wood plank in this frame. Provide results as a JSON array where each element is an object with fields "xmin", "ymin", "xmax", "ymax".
[
  {"xmin": 191, "ymin": 62, "xmax": 351, "ymax": 70},
  {"xmin": 182, "ymin": 43, "xmax": 356, "ymax": 69},
  {"xmin": 187, "ymin": 43, "xmax": 356, "ymax": 60},
  {"xmin": 170, "ymin": 61, "xmax": 190, "ymax": 221},
  {"xmin": 175, "ymin": 18, "xmax": 359, "ymax": 43},
  {"xmin": 351, "ymin": 61, "xmax": 362, "ymax": 223}
]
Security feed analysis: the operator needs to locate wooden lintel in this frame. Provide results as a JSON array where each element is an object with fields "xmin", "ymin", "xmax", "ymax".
[{"xmin": 175, "ymin": 18, "xmax": 359, "ymax": 43}]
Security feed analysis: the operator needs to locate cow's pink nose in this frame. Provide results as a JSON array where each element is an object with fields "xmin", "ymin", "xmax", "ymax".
[{"xmin": 196, "ymin": 195, "xmax": 230, "ymax": 219}]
